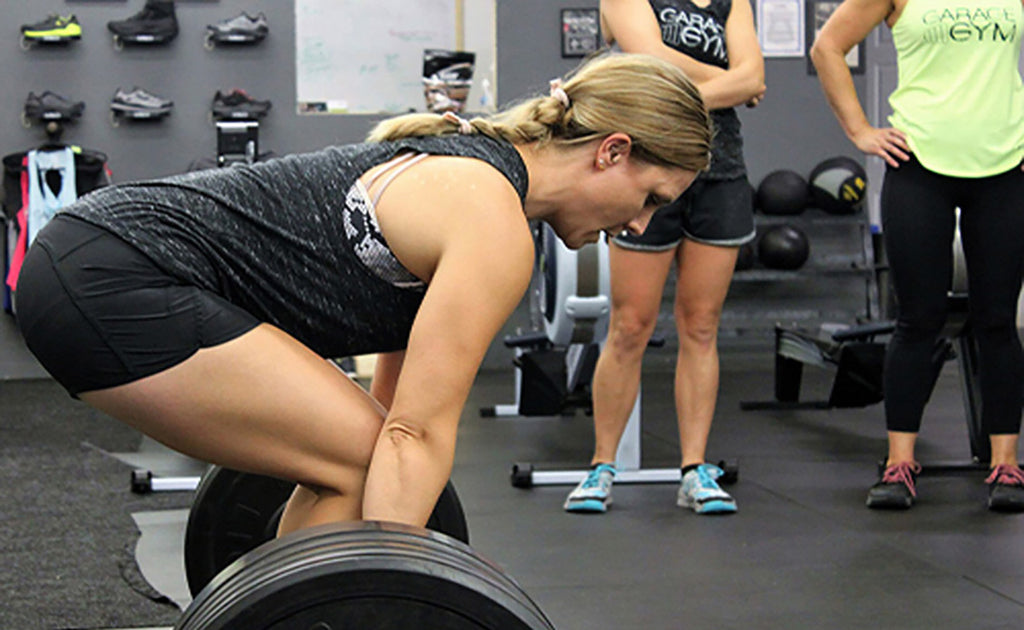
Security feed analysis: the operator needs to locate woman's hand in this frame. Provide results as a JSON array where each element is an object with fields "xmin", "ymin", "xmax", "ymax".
[
  {"xmin": 745, "ymin": 85, "xmax": 767, "ymax": 108},
  {"xmin": 851, "ymin": 126, "xmax": 910, "ymax": 168}
]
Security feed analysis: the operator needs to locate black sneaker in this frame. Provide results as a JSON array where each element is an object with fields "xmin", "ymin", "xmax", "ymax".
[
  {"xmin": 24, "ymin": 91, "xmax": 86, "ymax": 121},
  {"xmin": 866, "ymin": 461, "xmax": 920, "ymax": 510},
  {"xmin": 207, "ymin": 12, "xmax": 269, "ymax": 43},
  {"xmin": 986, "ymin": 464, "xmax": 1024, "ymax": 512},
  {"xmin": 212, "ymin": 89, "xmax": 272, "ymax": 120},
  {"xmin": 111, "ymin": 87, "xmax": 173, "ymax": 116},
  {"xmin": 107, "ymin": 0, "xmax": 178, "ymax": 43},
  {"xmin": 21, "ymin": 14, "xmax": 82, "ymax": 40}
]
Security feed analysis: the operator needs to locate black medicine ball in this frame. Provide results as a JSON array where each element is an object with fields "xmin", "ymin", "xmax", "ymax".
[
  {"xmin": 756, "ymin": 170, "xmax": 808, "ymax": 216},
  {"xmin": 757, "ymin": 224, "xmax": 810, "ymax": 270},
  {"xmin": 808, "ymin": 156, "xmax": 867, "ymax": 214}
]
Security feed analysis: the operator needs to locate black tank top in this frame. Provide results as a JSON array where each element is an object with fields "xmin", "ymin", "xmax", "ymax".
[
  {"xmin": 63, "ymin": 134, "xmax": 530, "ymax": 358},
  {"xmin": 648, "ymin": 0, "xmax": 746, "ymax": 180}
]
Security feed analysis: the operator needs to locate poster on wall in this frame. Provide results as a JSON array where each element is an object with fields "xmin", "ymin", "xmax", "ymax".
[
  {"xmin": 295, "ymin": 0, "xmax": 496, "ymax": 115},
  {"xmin": 805, "ymin": 0, "xmax": 864, "ymax": 74},
  {"xmin": 757, "ymin": 0, "xmax": 805, "ymax": 57}
]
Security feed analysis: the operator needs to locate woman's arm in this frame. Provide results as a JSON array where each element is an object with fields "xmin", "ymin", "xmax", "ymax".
[
  {"xmin": 602, "ymin": 0, "xmax": 764, "ymax": 110},
  {"xmin": 369, "ymin": 350, "xmax": 404, "ymax": 410},
  {"xmin": 810, "ymin": 0, "xmax": 909, "ymax": 166},
  {"xmin": 696, "ymin": 0, "xmax": 766, "ymax": 110},
  {"xmin": 601, "ymin": 0, "xmax": 727, "ymax": 83},
  {"xmin": 361, "ymin": 157, "xmax": 535, "ymax": 526}
]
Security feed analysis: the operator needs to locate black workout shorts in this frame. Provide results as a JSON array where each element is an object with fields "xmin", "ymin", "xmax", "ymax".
[
  {"xmin": 15, "ymin": 215, "xmax": 260, "ymax": 396},
  {"xmin": 614, "ymin": 175, "xmax": 756, "ymax": 251}
]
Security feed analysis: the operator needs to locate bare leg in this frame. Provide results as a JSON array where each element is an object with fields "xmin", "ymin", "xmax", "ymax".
[
  {"xmin": 81, "ymin": 324, "xmax": 387, "ymax": 535},
  {"xmin": 590, "ymin": 244, "xmax": 675, "ymax": 465},
  {"xmin": 990, "ymin": 434, "xmax": 1021, "ymax": 468},
  {"xmin": 673, "ymin": 240, "xmax": 738, "ymax": 467},
  {"xmin": 886, "ymin": 431, "xmax": 919, "ymax": 466}
]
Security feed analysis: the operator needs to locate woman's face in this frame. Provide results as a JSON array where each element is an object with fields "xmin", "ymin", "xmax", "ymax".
[{"xmin": 550, "ymin": 160, "xmax": 697, "ymax": 250}]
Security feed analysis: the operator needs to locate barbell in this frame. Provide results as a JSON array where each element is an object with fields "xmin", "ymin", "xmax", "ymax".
[{"xmin": 176, "ymin": 520, "xmax": 555, "ymax": 630}]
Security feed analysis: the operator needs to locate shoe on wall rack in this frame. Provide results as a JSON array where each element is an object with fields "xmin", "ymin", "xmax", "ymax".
[
  {"xmin": 23, "ymin": 91, "xmax": 85, "ymax": 127},
  {"xmin": 205, "ymin": 12, "xmax": 269, "ymax": 49},
  {"xmin": 20, "ymin": 13, "xmax": 82, "ymax": 49},
  {"xmin": 107, "ymin": 0, "xmax": 178, "ymax": 50},
  {"xmin": 110, "ymin": 87, "xmax": 174, "ymax": 126}
]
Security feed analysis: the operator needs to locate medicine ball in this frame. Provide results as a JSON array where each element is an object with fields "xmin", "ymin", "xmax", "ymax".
[
  {"xmin": 808, "ymin": 156, "xmax": 867, "ymax": 214},
  {"xmin": 756, "ymin": 170, "xmax": 808, "ymax": 216},
  {"xmin": 757, "ymin": 224, "xmax": 810, "ymax": 270}
]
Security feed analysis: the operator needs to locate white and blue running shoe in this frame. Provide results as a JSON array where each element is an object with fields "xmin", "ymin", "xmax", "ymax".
[
  {"xmin": 678, "ymin": 463, "xmax": 737, "ymax": 514},
  {"xmin": 563, "ymin": 463, "xmax": 616, "ymax": 513}
]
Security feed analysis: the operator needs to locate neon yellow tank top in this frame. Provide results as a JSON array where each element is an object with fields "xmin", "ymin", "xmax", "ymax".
[{"xmin": 888, "ymin": 0, "xmax": 1024, "ymax": 177}]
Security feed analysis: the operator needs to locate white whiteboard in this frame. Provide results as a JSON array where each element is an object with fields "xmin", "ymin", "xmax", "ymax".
[{"xmin": 295, "ymin": 0, "xmax": 496, "ymax": 115}]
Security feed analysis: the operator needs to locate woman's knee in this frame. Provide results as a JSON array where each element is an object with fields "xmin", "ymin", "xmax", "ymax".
[
  {"xmin": 607, "ymin": 307, "xmax": 658, "ymax": 353},
  {"xmin": 674, "ymin": 303, "xmax": 722, "ymax": 349},
  {"xmin": 894, "ymin": 308, "xmax": 948, "ymax": 342}
]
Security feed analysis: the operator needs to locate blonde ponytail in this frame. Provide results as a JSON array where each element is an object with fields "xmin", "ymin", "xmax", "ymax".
[{"xmin": 368, "ymin": 52, "xmax": 712, "ymax": 173}]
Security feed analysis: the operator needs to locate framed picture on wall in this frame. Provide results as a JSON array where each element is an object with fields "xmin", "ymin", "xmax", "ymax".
[
  {"xmin": 805, "ymin": 0, "xmax": 864, "ymax": 75},
  {"xmin": 561, "ymin": 8, "xmax": 601, "ymax": 58}
]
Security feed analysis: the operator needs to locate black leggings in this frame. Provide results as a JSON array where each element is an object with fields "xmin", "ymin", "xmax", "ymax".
[{"xmin": 881, "ymin": 155, "xmax": 1024, "ymax": 435}]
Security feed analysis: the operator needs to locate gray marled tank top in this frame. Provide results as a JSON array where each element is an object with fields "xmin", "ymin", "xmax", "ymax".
[{"xmin": 63, "ymin": 134, "xmax": 529, "ymax": 358}]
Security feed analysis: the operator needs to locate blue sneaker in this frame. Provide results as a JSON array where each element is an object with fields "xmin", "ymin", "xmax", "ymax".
[
  {"xmin": 563, "ymin": 464, "xmax": 616, "ymax": 513},
  {"xmin": 678, "ymin": 464, "xmax": 737, "ymax": 514}
]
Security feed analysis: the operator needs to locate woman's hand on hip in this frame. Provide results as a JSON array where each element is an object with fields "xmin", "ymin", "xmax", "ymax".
[{"xmin": 852, "ymin": 126, "xmax": 910, "ymax": 167}]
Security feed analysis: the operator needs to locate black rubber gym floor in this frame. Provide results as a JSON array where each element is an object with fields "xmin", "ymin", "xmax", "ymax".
[{"xmin": 2, "ymin": 316, "xmax": 1023, "ymax": 629}]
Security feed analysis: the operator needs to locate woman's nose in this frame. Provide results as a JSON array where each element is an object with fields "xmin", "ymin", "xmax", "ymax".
[{"xmin": 625, "ymin": 207, "xmax": 655, "ymax": 235}]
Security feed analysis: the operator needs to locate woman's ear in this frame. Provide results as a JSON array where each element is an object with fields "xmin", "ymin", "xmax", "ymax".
[{"xmin": 597, "ymin": 132, "xmax": 633, "ymax": 168}]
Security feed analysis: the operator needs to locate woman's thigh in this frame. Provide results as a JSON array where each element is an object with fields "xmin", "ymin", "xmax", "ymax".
[
  {"xmin": 18, "ymin": 216, "xmax": 383, "ymax": 489},
  {"xmin": 82, "ymin": 323, "xmax": 386, "ymax": 491},
  {"xmin": 881, "ymin": 157, "xmax": 957, "ymax": 322}
]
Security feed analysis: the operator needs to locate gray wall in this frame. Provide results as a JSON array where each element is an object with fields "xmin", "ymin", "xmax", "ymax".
[
  {"xmin": 2, "ymin": 0, "xmax": 862, "ymax": 182},
  {"xmin": 2, "ymin": 0, "xmax": 867, "ymax": 368}
]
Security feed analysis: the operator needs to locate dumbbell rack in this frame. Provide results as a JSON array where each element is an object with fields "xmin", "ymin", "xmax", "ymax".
[{"xmin": 725, "ymin": 208, "xmax": 882, "ymax": 340}]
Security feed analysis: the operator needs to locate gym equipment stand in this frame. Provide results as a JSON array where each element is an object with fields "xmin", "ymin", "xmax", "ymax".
[{"xmin": 500, "ymin": 224, "xmax": 736, "ymax": 488}]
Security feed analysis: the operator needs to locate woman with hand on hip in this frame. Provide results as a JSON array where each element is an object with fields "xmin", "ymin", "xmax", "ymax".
[{"xmin": 812, "ymin": 0, "xmax": 1024, "ymax": 511}]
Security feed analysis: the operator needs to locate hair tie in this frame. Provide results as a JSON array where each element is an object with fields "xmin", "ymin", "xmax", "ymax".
[
  {"xmin": 442, "ymin": 110, "xmax": 473, "ymax": 135},
  {"xmin": 549, "ymin": 79, "xmax": 570, "ymax": 108}
]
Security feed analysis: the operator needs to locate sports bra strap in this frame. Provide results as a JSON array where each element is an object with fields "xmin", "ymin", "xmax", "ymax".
[{"xmin": 364, "ymin": 152, "xmax": 430, "ymax": 207}]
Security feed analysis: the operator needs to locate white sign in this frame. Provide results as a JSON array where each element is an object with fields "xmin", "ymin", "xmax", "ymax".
[{"xmin": 757, "ymin": 0, "xmax": 805, "ymax": 57}]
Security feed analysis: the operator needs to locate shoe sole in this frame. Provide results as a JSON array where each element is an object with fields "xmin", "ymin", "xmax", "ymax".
[
  {"xmin": 212, "ymin": 108, "xmax": 270, "ymax": 120},
  {"xmin": 24, "ymin": 33, "xmax": 82, "ymax": 40},
  {"xmin": 24, "ymin": 106, "xmax": 83, "ymax": 120},
  {"xmin": 563, "ymin": 498, "xmax": 609, "ymax": 513},
  {"xmin": 988, "ymin": 500, "xmax": 1024, "ymax": 513},
  {"xmin": 678, "ymin": 497, "xmax": 737, "ymax": 514},
  {"xmin": 866, "ymin": 497, "xmax": 913, "ymax": 509},
  {"xmin": 111, "ymin": 103, "xmax": 173, "ymax": 115},
  {"xmin": 107, "ymin": 29, "xmax": 178, "ymax": 42}
]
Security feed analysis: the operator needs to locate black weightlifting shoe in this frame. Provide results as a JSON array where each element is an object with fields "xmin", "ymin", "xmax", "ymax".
[
  {"xmin": 24, "ymin": 91, "xmax": 85, "ymax": 122},
  {"xmin": 107, "ymin": 0, "xmax": 178, "ymax": 44},
  {"xmin": 866, "ymin": 461, "xmax": 921, "ymax": 510},
  {"xmin": 986, "ymin": 464, "xmax": 1024, "ymax": 513},
  {"xmin": 211, "ymin": 89, "xmax": 272, "ymax": 120}
]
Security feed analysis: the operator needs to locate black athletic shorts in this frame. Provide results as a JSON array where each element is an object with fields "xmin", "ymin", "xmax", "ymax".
[
  {"xmin": 15, "ymin": 215, "xmax": 260, "ymax": 396},
  {"xmin": 614, "ymin": 175, "xmax": 756, "ymax": 251}
]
